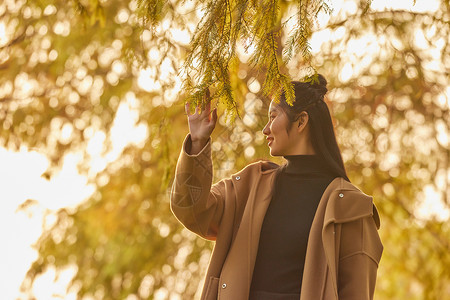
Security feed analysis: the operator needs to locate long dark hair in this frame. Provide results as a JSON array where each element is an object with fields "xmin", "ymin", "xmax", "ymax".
[{"xmin": 273, "ymin": 74, "xmax": 350, "ymax": 182}]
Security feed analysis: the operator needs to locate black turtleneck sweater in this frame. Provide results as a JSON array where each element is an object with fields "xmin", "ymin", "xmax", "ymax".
[{"xmin": 249, "ymin": 155, "xmax": 337, "ymax": 300}]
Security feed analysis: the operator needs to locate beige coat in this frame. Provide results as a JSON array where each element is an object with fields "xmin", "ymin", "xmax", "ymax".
[{"xmin": 170, "ymin": 134, "xmax": 383, "ymax": 300}]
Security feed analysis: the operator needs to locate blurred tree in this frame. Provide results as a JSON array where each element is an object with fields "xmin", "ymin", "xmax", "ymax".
[{"xmin": 0, "ymin": 0, "xmax": 448, "ymax": 299}]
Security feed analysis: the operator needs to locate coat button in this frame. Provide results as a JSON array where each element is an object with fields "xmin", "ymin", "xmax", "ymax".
[
  {"xmin": 236, "ymin": 176, "xmax": 240, "ymax": 180},
  {"xmin": 222, "ymin": 283, "xmax": 227, "ymax": 289},
  {"xmin": 339, "ymin": 193, "xmax": 344, "ymax": 198}
]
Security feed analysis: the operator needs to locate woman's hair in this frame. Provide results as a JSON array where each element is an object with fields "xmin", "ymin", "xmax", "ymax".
[{"xmin": 274, "ymin": 74, "xmax": 350, "ymax": 182}]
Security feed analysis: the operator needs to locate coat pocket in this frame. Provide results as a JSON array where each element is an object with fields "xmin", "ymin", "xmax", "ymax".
[{"xmin": 204, "ymin": 276, "xmax": 219, "ymax": 300}]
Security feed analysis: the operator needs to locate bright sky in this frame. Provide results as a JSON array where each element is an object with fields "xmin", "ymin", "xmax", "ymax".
[
  {"xmin": 0, "ymin": 0, "xmax": 448, "ymax": 299},
  {"xmin": 0, "ymin": 94, "xmax": 148, "ymax": 299}
]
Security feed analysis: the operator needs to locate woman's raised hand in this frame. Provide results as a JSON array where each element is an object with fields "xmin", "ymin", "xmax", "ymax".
[{"xmin": 185, "ymin": 89, "xmax": 218, "ymax": 154}]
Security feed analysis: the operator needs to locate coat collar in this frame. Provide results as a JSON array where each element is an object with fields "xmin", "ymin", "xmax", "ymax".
[
  {"xmin": 247, "ymin": 161, "xmax": 379, "ymax": 227},
  {"xmin": 323, "ymin": 178, "xmax": 379, "ymax": 228},
  {"xmin": 234, "ymin": 161, "xmax": 380, "ymax": 229}
]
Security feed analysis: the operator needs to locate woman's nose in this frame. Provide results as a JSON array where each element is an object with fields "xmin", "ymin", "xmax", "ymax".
[{"xmin": 262, "ymin": 122, "xmax": 270, "ymax": 135}]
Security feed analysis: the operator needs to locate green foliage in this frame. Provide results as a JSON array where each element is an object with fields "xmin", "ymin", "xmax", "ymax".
[
  {"xmin": 361, "ymin": 0, "xmax": 373, "ymax": 14},
  {"xmin": 136, "ymin": 0, "xmax": 168, "ymax": 29},
  {"xmin": 179, "ymin": 0, "xmax": 333, "ymax": 117}
]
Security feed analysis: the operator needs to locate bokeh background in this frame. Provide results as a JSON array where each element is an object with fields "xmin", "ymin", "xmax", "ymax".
[{"xmin": 1, "ymin": 0, "xmax": 449, "ymax": 299}]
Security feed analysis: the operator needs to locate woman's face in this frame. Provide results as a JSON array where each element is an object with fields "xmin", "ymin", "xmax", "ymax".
[{"xmin": 262, "ymin": 101, "xmax": 296, "ymax": 156}]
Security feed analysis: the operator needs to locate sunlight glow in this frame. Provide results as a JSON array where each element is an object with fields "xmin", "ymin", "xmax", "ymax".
[
  {"xmin": 339, "ymin": 62, "xmax": 353, "ymax": 82},
  {"xmin": 138, "ymin": 68, "xmax": 161, "ymax": 92},
  {"xmin": 310, "ymin": 0, "xmax": 443, "ymax": 82},
  {"xmin": 371, "ymin": 0, "xmax": 440, "ymax": 12},
  {"xmin": 148, "ymin": 47, "xmax": 161, "ymax": 62},
  {"xmin": 236, "ymin": 41, "xmax": 256, "ymax": 63},
  {"xmin": 31, "ymin": 265, "xmax": 78, "ymax": 300},
  {"xmin": 0, "ymin": 21, "xmax": 8, "ymax": 47},
  {"xmin": 0, "ymin": 148, "xmax": 92, "ymax": 299},
  {"xmin": 435, "ymin": 119, "xmax": 449, "ymax": 147},
  {"xmin": 53, "ymin": 20, "xmax": 70, "ymax": 36},
  {"xmin": 14, "ymin": 73, "xmax": 36, "ymax": 99},
  {"xmin": 415, "ymin": 185, "xmax": 450, "ymax": 222},
  {"xmin": 170, "ymin": 28, "xmax": 190, "ymax": 45}
]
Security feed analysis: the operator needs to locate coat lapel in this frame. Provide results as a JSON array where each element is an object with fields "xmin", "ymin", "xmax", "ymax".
[
  {"xmin": 301, "ymin": 177, "xmax": 342, "ymax": 300},
  {"xmin": 219, "ymin": 164, "xmax": 277, "ymax": 298},
  {"xmin": 321, "ymin": 178, "xmax": 342, "ymax": 299}
]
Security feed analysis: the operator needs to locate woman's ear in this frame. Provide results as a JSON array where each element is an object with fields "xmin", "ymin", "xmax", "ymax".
[{"xmin": 297, "ymin": 111, "xmax": 309, "ymax": 130}]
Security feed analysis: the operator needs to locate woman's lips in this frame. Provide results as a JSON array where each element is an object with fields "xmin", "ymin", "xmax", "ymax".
[{"xmin": 267, "ymin": 137, "xmax": 274, "ymax": 146}]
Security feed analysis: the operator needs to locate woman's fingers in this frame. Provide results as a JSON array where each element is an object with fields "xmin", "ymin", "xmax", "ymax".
[
  {"xmin": 185, "ymin": 102, "xmax": 190, "ymax": 115},
  {"xmin": 204, "ymin": 100, "xmax": 211, "ymax": 115},
  {"xmin": 211, "ymin": 107, "xmax": 218, "ymax": 123},
  {"xmin": 185, "ymin": 102, "xmax": 198, "ymax": 116},
  {"xmin": 185, "ymin": 88, "xmax": 213, "ymax": 118},
  {"xmin": 202, "ymin": 89, "xmax": 211, "ymax": 114},
  {"xmin": 205, "ymin": 88, "xmax": 210, "ymax": 102}
]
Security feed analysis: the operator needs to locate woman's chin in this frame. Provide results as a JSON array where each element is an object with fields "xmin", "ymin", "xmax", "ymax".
[{"xmin": 269, "ymin": 148, "xmax": 280, "ymax": 156}]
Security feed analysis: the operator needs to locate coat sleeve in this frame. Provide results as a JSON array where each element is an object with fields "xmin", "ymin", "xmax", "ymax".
[
  {"xmin": 170, "ymin": 134, "xmax": 227, "ymax": 241},
  {"xmin": 337, "ymin": 211, "xmax": 383, "ymax": 300}
]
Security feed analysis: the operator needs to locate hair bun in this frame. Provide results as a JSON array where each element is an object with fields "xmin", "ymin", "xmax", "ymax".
[{"xmin": 309, "ymin": 74, "xmax": 328, "ymax": 98}]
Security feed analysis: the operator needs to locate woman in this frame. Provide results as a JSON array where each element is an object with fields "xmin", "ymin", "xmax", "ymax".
[{"xmin": 170, "ymin": 75, "xmax": 383, "ymax": 300}]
